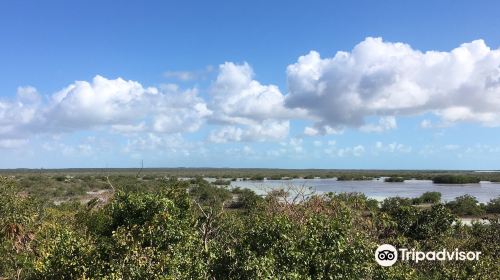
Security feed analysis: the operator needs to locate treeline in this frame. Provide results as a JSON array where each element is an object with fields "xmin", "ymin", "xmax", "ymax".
[
  {"xmin": 432, "ymin": 175, "xmax": 481, "ymax": 184},
  {"xmin": 3, "ymin": 169, "xmax": 500, "ymax": 184},
  {"xmin": 1, "ymin": 176, "xmax": 499, "ymax": 279}
]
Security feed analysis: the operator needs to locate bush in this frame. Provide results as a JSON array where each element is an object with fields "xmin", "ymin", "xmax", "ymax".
[
  {"xmin": 484, "ymin": 196, "xmax": 500, "ymax": 214},
  {"xmin": 411, "ymin": 204, "xmax": 456, "ymax": 240},
  {"xmin": 54, "ymin": 176, "xmax": 66, "ymax": 182},
  {"xmin": 380, "ymin": 197, "xmax": 413, "ymax": 214},
  {"xmin": 384, "ymin": 176, "xmax": 405, "ymax": 182},
  {"xmin": 229, "ymin": 187, "xmax": 262, "ymax": 210},
  {"xmin": 446, "ymin": 195, "xmax": 485, "ymax": 216},
  {"xmin": 213, "ymin": 179, "xmax": 230, "ymax": 186},
  {"xmin": 412, "ymin": 192, "xmax": 442, "ymax": 204},
  {"xmin": 249, "ymin": 175, "xmax": 265, "ymax": 181},
  {"xmin": 189, "ymin": 179, "xmax": 232, "ymax": 207}
]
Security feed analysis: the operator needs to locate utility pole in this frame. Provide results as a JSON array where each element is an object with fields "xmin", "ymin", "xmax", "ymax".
[{"xmin": 136, "ymin": 159, "xmax": 143, "ymax": 178}]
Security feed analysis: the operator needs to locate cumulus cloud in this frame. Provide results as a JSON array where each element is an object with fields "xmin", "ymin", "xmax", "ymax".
[
  {"xmin": 44, "ymin": 76, "xmax": 211, "ymax": 133},
  {"xmin": 0, "ymin": 76, "xmax": 212, "ymax": 143},
  {"xmin": 208, "ymin": 62, "xmax": 299, "ymax": 142},
  {"xmin": 286, "ymin": 37, "xmax": 500, "ymax": 132},
  {"xmin": 3, "ymin": 38, "xmax": 500, "ymax": 153},
  {"xmin": 151, "ymin": 89, "xmax": 212, "ymax": 134},
  {"xmin": 45, "ymin": 76, "xmax": 158, "ymax": 130},
  {"xmin": 0, "ymin": 86, "xmax": 41, "ymax": 140},
  {"xmin": 210, "ymin": 62, "xmax": 292, "ymax": 122}
]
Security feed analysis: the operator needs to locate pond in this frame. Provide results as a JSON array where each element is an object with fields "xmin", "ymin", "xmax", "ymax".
[{"xmin": 230, "ymin": 178, "xmax": 500, "ymax": 203}]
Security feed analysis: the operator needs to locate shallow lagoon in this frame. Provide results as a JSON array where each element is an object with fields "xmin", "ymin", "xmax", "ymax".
[{"xmin": 230, "ymin": 178, "xmax": 500, "ymax": 203}]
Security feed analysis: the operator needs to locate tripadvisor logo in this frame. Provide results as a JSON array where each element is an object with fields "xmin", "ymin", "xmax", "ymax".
[
  {"xmin": 375, "ymin": 244, "xmax": 398, "ymax": 266},
  {"xmin": 375, "ymin": 244, "xmax": 482, "ymax": 267}
]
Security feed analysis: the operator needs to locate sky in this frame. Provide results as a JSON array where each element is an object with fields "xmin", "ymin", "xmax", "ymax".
[{"xmin": 1, "ymin": 0, "xmax": 500, "ymax": 169}]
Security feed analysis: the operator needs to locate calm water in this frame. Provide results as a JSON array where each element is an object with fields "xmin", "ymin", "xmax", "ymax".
[{"xmin": 230, "ymin": 178, "xmax": 500, "ymax": 203}]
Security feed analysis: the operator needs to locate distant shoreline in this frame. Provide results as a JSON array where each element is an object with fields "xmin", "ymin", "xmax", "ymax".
[{"xmin": 1, "ymin": 167, "xmax": 499, "ymax": 173}]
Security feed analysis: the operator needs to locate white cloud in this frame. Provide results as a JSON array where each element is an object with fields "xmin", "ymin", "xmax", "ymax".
[
  {"xmin": 375, "ymin": 141, "xmax": 412, "ymax": 153},
  {"xmin": 324, "ymin": 141, "xmax": 365, "ymax": 157},
  {"xmin": 152, "ymin": 91, "xmax": 212, "ymax": 134},
  {"xmin": 210, "ymin": 62, "xmax": 288, "ymax": 122},
  {"xmin": 208, "ymin": 126, "xmax": 244, "ymax": 143},
  {"xmin": 286, "ymin": 37, "xmax": 500, "ymax": 131},
  {"xmin": 45, "ymin": 76, "xmax": 212, "ymax": 133},
  {"xmin": 111, "ymin": 122, "xmax": 147, "ymax": 134},
  {"xmin": 46, "ymin": 75, "xmax": 157, "ymax": 130},
  {"xmin": 123, "ymin": 133, "xmax": 202, "ymax": 158},
  {"xmin": 209, "ymin": 120, "xmax": 289, "ymax": 143},
  {"xmin": 0, "ymin": 87, "xmax": 41, "ymax": 140},
  {"xmin": 3, "ymin": 38, "xmax": 500, "ymax": 155},
  {"xmin": 1, "ymin": 76, "xmax": 212, "ymax": 143},
  {"xmin": 420, "ymin": 119, "xmax": 433, "ymax": 128},
  {"xmin": 304, "ymin": 126, "xmax": 319, "ymax": 136},
  {"xmin": 337, "ymin": 145, "xmax": 365, "ymax": 157},
  {"xmin": 17, "ymin": 86, "xmax": 41, "ymax": 103},
  {"xmin": 208, "ymin": 62, "xmax": 298, "ymax": 142},
  {"xmin": 360, "ymin": 116, "xmax": 397, "ymax": 132}
]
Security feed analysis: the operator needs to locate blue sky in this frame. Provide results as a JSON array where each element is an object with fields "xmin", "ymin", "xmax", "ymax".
[{"xmin": 1, "ymin": 0, "xmax": 500, "ymax": 169}]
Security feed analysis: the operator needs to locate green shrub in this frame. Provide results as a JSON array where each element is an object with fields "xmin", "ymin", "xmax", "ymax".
[
  {"xmin": 412, "ymin": 191, "xmax": 442, "ymax": 204},
  {"xmin": 229, "ymin": 187, "xmax": 262, "ymax": 210},
  {"xmin": 381, "ymin": 197, "xmax": 413, "ymax": 214},
  {"xmin": 484, "ymin": 196, "xmax": 500, "ymax": 214},
  {"xmin": 384, "ymin": 176, "xmax": 405, "ymax": 182},
  {"xmin": 446, "ymin": 195, "xmax": 484, "ymax": 216},
  {"xmin": 188, "ymin": 177, "xmax": 231, "ymax": 207},
  {"xmin": 249, "ymin": 175, "xmax": 265, "ymax": 181},
  {"xmin": 213, "ymin": 179, "xmax": 230, "ymax": 186}
]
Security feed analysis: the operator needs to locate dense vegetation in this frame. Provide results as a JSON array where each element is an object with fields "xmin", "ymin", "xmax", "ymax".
[
  {"xmin": 1, "ymin": 175, "xmax": 499, "ymax": 279},
  {"xmin": 432, "ymin": 175, "xmax": 481, "ymax": 184},
  {"xmin": 384, "ymin": 176, "xmax": 405, "ymax": 183},
  {"xmin": 336, "ymin": 175, "xmax": 374, "ymax": 181},
  {"xmin": 4, "ymin": 168, "xmax": 500, "ymax": 184}
]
